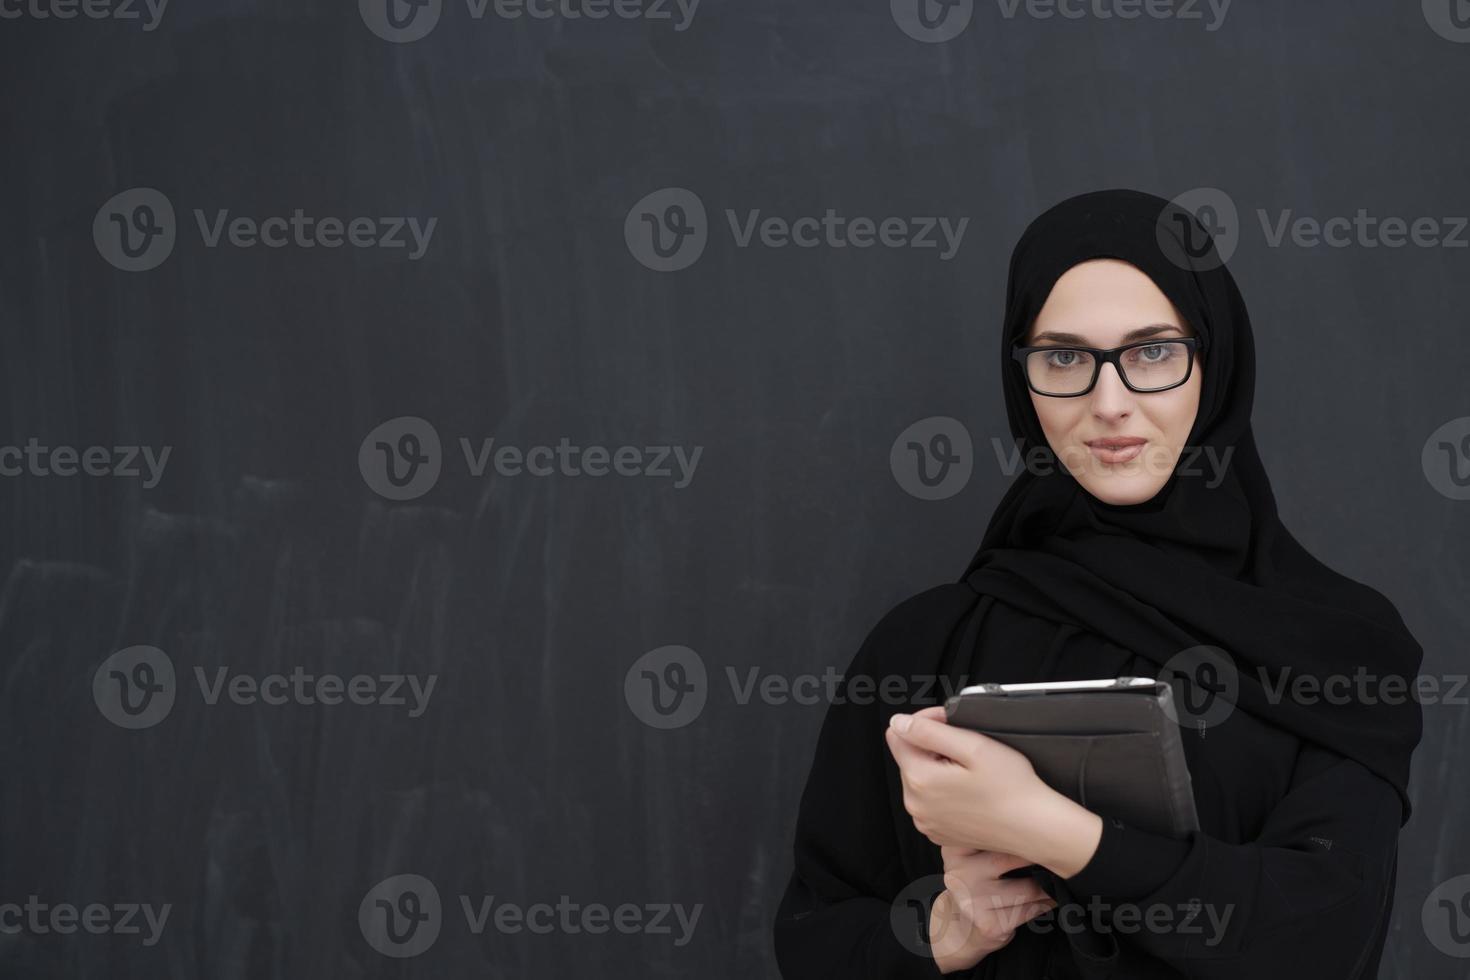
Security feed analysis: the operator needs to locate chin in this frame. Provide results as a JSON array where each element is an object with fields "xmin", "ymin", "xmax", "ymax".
[
  {"xmin": 1056, "ymin": 440, "xmax": 1176, "ymax": 506},
  {"xmin": 1074, "ymin": 474, "xmax": 1170, "ymax": 506}
]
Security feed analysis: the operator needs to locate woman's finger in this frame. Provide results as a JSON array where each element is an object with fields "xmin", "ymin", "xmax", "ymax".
[
  {"xmin": 947, "ymin": 877, "xmax": 1052, "ymax": 912},
  {"xmin": 889, "ymin": 713, "xmax": 976, "ymax": 763},
  {"xmin": 998, "ymin": 899, "xmax": 1056, "ymax": 931},
  {"xmin": 883, "ymin": 726, "xmax": 931, "ymax": 769}
]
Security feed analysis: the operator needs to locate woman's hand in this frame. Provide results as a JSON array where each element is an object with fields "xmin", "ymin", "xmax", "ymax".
[
  {"xmin": 928, "ymin": 846, "xmax": 1057, "ymax": 974},
  {"xmin": 885, "ymin": 706, "xmax": 1103, "ymax": 877},
  {"xmin": 885, "ymin": 706, "xmax": 1044, "ymax": 850}
]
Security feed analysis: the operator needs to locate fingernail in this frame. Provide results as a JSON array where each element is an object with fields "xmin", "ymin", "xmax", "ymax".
[{"xmin": 890, "ymin": 713, "xmax": 912, "ymax": 733}]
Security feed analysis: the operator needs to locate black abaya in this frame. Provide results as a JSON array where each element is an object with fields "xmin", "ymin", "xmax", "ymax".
[{"xmin": 772, "ymin": 189, "xmax": 1422, "ymax": 979}]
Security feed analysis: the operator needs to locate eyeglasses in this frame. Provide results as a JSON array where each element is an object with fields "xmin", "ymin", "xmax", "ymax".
[{"xmin": 1011, "ymin": 337, "xmax": 1201, "ymax": 397}]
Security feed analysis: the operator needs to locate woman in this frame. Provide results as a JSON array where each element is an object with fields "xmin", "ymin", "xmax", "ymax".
[{"xmin": 772, "ymin": 189, "xmax": 1423, "ymax": 978}]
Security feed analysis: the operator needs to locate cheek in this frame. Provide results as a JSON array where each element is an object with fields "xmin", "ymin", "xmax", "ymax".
[
  {"xmin": 1029, "ymin": 392, "xmax": 1081, "ymax": 448},
  {"xmin": 1151, "ymin": 373, "xmax": 1203, "ymax": 449}
]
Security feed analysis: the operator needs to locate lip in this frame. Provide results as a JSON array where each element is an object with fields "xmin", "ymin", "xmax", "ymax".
[{"xmin": 1084, "ymin": 436, "xmax": 1147, "ymax": 464}]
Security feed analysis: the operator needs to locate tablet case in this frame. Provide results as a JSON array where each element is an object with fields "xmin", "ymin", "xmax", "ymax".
[{"xmin": 943, "ymin": 679, "xmax": 1199, "ymax": 839}]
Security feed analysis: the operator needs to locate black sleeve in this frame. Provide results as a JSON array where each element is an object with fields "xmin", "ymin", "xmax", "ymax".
[
  {"xmin": 772, "ymin": 598, "xmax": 948, "ymax": 980},
  {"xmin": 1046, "ymin": 742, "xmax": 1403, "ymax": 979}
]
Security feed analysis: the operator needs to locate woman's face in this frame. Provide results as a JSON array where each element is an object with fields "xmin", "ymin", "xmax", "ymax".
[{"xmin": 1023, "ymin": 258, "xmax": 1203, "ymax": 506}]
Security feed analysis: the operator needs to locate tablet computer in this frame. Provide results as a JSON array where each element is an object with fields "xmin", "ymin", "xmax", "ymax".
[{"xmin": 944, "ymin": 676, "xmax": 1199, "ymax": 839}]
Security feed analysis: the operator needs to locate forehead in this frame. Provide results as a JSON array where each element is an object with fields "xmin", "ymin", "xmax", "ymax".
[{"xmin": 1027, "ymin": 259, "xmax": 1187, "ymax": 344}]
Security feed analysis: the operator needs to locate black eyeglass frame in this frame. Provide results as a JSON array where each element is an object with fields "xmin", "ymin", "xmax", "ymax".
[{"xmin": 1010, "ymin": 336, "xmax": 1202, "ymax": 397}]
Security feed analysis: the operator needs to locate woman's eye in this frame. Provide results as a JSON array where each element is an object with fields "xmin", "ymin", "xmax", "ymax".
[
  {"xmin": 1133, "ymin": 344, "xmax": 1173, "ymax": 363},
  {"xmin": 1046, "ymin": 350, "xmax": 1080, "ymax": 368}
]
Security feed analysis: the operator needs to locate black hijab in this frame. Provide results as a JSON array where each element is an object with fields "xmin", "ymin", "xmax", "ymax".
[{"xmin": 960, "ymin": 188, "xmax": 1423, "ymax": 818}]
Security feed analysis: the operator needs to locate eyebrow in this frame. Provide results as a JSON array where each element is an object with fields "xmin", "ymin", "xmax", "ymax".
[{"xmin": 1028, "ymin": 323, "xmax": 1186, "ymax": 346}]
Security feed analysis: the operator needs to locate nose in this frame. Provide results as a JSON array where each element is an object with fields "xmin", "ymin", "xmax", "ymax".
[{"xmin": 1089, "ymin": 362, "xmax": 1135, "ymax": 422}]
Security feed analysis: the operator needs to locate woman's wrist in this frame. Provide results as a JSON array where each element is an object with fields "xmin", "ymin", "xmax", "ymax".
[{"xmin": 1003, "ymin": 782, "xmax": 1103, "ymax": 879}]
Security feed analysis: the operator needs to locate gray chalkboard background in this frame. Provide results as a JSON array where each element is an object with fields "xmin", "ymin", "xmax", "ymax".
[{"xmin": 3, "ymin": 0, "xmax": 1469, "ymax": 976}]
